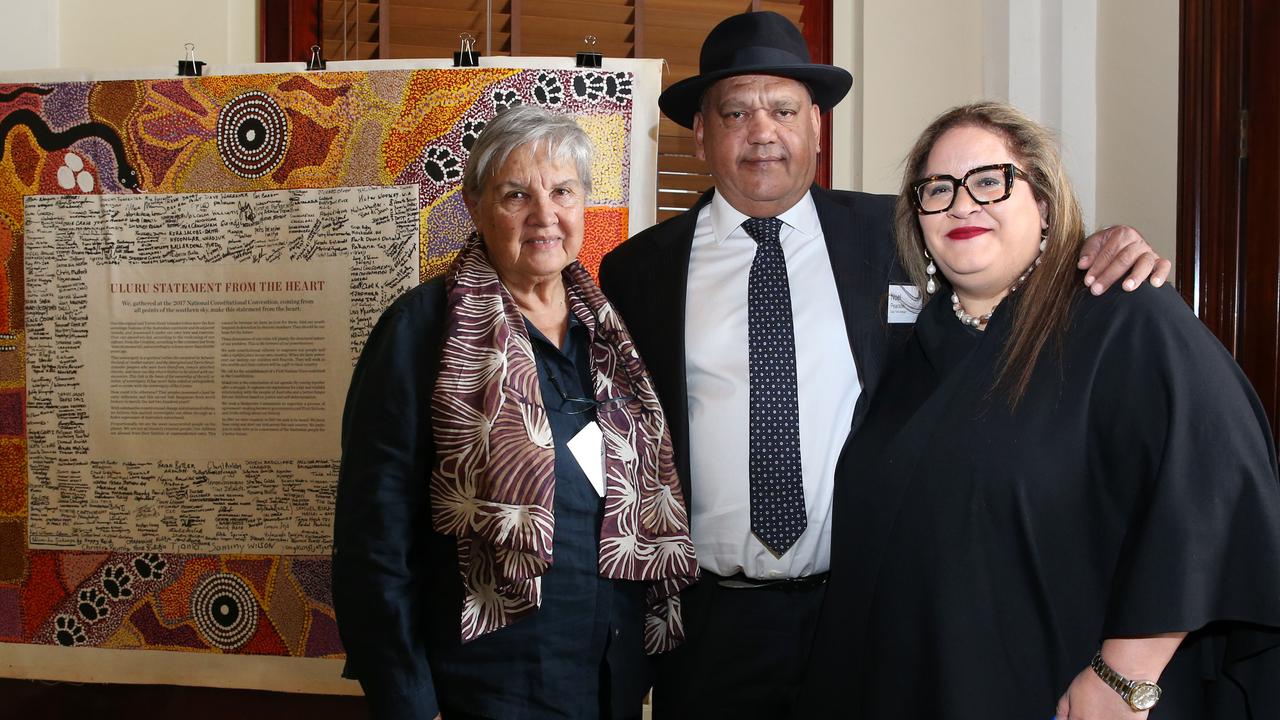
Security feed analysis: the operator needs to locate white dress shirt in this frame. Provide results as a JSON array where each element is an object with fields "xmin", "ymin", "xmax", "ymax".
[{"xmin": 684, "ymin": 190, "xmax": 861, "ymax": 578}]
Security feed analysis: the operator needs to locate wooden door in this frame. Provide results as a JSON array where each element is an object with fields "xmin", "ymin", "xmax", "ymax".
[{"xmin": 1178, "ymin": 0, "xmax": 1280, "ymax": 445}]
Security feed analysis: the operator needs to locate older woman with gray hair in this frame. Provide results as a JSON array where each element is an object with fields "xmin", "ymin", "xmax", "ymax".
[{"xmin": 333, "ymin": 104, "xmax": 698, "ymax": 720}]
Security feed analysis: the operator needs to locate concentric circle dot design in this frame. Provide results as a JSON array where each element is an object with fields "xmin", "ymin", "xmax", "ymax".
[
  {"xmin": 190, "ymin": 573, "xmax": 258, "ymax": 650},
  {"xmin": 216, "ymin": 91, "xmax": 290, "ymax": 179}
]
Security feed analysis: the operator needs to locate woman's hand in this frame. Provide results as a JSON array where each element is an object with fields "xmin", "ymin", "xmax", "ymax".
[
  {"xmin": 1054, "ymin": 665, "xmax": 1148, "ymax": 720},
  {"xmin": 1055, "ymin": 633, "xmax": 1186, "ymax": 719}
]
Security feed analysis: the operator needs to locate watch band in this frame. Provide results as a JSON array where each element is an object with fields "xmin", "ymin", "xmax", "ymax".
[{"xmin": 1090, "ymin": 651, "xmax": 1162, "ymax": 712}]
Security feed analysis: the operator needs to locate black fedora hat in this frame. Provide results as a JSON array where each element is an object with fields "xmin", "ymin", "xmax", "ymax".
[{"xmin": 658, "ymin": 11, "xmax": 853, "ymax": 129}]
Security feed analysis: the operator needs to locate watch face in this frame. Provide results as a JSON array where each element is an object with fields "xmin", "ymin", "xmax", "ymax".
[{"xmin": 1130, "ymin": 682, "xmax": 1161, "ymax": 711}]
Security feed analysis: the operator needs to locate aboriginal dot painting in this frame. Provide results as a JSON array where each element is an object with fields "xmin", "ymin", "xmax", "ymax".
[{"xmin": 0, "ymin": 68, "xmax": 635, "ymax": 674}]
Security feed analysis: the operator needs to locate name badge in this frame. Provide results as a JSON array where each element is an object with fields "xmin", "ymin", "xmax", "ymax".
[
  {"xmin": 566, "ymin": 421, "xmax": 606, "ymax": 497},
  {"xmin": 887, "ymin": 284, "xmax": 923, "ymax": 324}
]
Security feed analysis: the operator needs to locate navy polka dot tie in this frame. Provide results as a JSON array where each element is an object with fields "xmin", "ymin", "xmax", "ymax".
[{"xmin": 743, "ymin": 216, "xmax": 806, "ymax": 556}]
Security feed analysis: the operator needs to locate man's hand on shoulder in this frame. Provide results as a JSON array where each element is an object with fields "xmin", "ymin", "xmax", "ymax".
[{"xmin": 1077, "ymin": 225, "xmax": 1172, "ymax": 295}]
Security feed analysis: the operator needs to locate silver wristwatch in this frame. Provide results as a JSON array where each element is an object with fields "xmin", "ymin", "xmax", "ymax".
[{"xmin": 1090, "ymin": 651, "xmax": 1162, "ymax": 711}]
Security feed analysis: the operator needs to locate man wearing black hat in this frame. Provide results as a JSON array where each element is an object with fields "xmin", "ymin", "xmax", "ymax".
[{"xmin": 599, "ymin": 11, "xmax": 1166, "ymax": 718}]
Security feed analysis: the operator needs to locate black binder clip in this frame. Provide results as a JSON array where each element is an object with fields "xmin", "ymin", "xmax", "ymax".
[
  {"xmin": 306, "ymin": 44, "xmax": 327, "ymax": 71},
  {"xmin": 453, "ymin": 33, "xmax": 479, "ymax": 67},
  {"xmin": 177, "ymin": 43, "xmax": 206, "ymax": 76},
  {"xmin": 575, "ymin": 35, "xmax": 603, "ymax": 68}
]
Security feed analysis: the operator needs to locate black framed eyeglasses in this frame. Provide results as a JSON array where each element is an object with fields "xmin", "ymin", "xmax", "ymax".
[
  {"xmin": 530, "ymin": 295, "xmax": 640, "ymax": 416},
  {"xmin": 544, "ymin": 367, "xmax": 636, "ymax": 416},
  {"xmin": 911, "ymin": 163, "xmax": 1030, "ymax": 215}
]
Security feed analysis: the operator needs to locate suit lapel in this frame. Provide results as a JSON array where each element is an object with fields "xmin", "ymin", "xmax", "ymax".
[
  {"xmin": 811, "ymin": 185, "xmax": 885, "ymax": 414},
  {"xmin": 648, "ymin": 194, "xmax": 709, "ymax": 501}
]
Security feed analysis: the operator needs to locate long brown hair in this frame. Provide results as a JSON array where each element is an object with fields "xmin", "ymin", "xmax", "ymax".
[{"xmin": 893, "ymin": 101, "xmax": 1086, "ymax": 407}]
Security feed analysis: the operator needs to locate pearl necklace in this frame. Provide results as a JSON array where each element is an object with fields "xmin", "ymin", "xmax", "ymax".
[
  {"xmin": 951, "ymin": 255, "xmax": 1041, "ymax": 330},
  {"xmin": 951, "ymin": 293, "xmax": 994, "ymax": 329}
]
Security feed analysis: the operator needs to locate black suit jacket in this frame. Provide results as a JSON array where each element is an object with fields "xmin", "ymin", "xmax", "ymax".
[{"xmin": 598, "ymin": 185, "xmax": 909, "ymax": 504}]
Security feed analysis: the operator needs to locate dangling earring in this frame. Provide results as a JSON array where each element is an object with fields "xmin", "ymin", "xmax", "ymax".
[
  {"xmin": 924, "ymin": 248, "xmax": 937, "ymax": 294},
  {"xmin": 1039, "ymin": 226, "xmax": 1048, "ymax": 253}
]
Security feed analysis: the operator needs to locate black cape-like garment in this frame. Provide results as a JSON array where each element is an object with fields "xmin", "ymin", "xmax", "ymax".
[{"xmin": 799, "ymin": 283, "xmax": 1280, "ymax": 719}]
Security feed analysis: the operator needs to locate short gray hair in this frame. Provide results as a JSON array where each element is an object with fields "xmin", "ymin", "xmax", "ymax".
[{"xmin": 462, "ymin": 104, "xmax": 593, "ymax": 198}]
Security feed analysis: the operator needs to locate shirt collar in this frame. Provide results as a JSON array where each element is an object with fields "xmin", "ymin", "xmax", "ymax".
[
  {"xmin": 708, "ymin": 189, "xmax": 821, "ymax": 246},
  {"xmin": 525, "ymin": 310, "xmax": 586, "ymax": 357}
]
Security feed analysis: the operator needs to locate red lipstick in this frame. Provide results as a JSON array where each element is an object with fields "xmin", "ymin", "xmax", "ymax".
[{"xmin": 946, "ymin": 226, "xmax": 989, "ymax": 240}]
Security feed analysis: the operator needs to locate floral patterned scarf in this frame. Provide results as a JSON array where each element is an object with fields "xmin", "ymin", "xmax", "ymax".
[{"xmin": 430, "ymin": 234, "xmax": 698, "ymax": 653}]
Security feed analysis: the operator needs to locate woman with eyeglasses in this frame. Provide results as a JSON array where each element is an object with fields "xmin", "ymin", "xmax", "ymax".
[
  {"xmin": 799, "ymin": 102, "xmax": 1280, "ymax": 719},
  {"xmin": 332, "ymin": 104, "xmax": 697, "ymax": 720}
]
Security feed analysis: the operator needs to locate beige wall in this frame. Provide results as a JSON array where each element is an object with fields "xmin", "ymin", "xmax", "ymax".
[
  {"xmin": 833, "ymin": 0, "xmax": 987, "ymax": 196},
  {"xmin": 0, "ymin": 3, "xmax": 59, "ymax": 71},
  {"xmin": 57, "ymin": 0, "xmax": 257, "ymax": 69},
  {"xmin": 861, "ymin": 1, "xmax": 986, "ymax": 195},
  {"xmin": 832, "ymin": 0, "xmax": 1179, "ymax": 264},
  {"xmin": 1096, "ymin": 0, "xmax": 1179, "ymax": 263}
]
